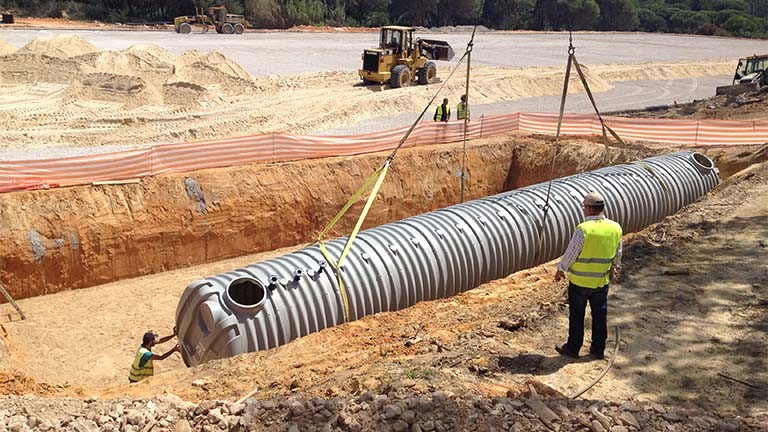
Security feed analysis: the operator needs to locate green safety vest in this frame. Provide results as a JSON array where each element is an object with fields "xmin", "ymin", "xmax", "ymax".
[
  {"xmin": 128, "ymin": 346, "xmax": 154, "ymax": 383},
  {"xmin": 568, "ymin": 219, "xmax": 622, "ymax": 288},
  {"xmin": 434, "ymin": 105, "xmax": 450, "ymax": 121},
  {"xmin": 457, "ymin": 102, "xmax": 469, "ymax": 120}
]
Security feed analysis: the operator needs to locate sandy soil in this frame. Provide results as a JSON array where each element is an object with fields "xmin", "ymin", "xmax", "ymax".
[{"xmin": 0, "ymin": 34, "xmax": 737, "ymax": 152}]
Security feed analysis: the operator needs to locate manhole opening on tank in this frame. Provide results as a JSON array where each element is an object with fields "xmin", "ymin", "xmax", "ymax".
[
  {"xmin": 692, "ymin": 152, "xmax": 715, "ymax": 171},
  {"xmin": 227, "ymin": 278, "xmax": 266, "ymax": 309}
]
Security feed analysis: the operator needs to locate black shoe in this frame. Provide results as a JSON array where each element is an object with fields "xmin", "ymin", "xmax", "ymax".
[
  {"xmin": 555, "ymin": 344, "xmax": 579, "ymax": 358},
  {"xmin": 589, "ymin": 351, "xmax": 605, "ymax": 360}
]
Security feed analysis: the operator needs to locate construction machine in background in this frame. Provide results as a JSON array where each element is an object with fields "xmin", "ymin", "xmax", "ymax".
[
  {"xmin": 174, "ymin": 6, "xmax": 249, "ymax": 35},
  {"xmin": 358, "ymin": 26, "xmax": 454, "ymax": 88},
  {"xmin": 716, "ymin": 54, "xmax": 768, "ymax": 95}
]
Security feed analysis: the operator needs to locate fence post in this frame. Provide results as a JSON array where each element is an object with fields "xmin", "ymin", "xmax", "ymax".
[
  {"xmin": 0, "ymin": 282, "xmax": 25, "ymax": 320},
  {"xmin": 694, "ymin": 120, "xmax": 700, "ymax": 146},
  {"xmin": 480, "ymin": 114, "xmax": 484, "ymax": 138}
]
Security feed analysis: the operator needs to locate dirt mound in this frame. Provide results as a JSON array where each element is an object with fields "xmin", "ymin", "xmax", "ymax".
[
  {"xmin": 125, "ymin": 44, "xmax": 178, "ymax": 67},
  {"xmin": 0, "ymin": 54, "xmax": 86, "ymax": 84},
  {"xmin": 172, "ymin": 50, "xmax": 258, "ymax": 95},
  {"xmin": 64, "ymin": 73, "xmax": 165, "ymax": 108},
  {"xmin": 593, "ymin": 60, "xmax": 734, "ymax": 82},
  {"xmin": 73, "ymin": 49, "xmax": 175, "ymax": 80},
  {"xmin": 0, "ymin": 39, "xmax": 16, "ymax": 56},
  {"xmin": 0, "ymin": 371, "xmax": 61, "ymax": 396},
  {"xmin": 0, "ymin": 37, "xmax": 260, "ymax": 112},
  {"xmin": 16, "ymin": 34, "xmax": 98, "ymax": 58}
]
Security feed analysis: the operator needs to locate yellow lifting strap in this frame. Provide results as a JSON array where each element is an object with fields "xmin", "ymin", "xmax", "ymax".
[
  {"xmin": 313, "ymin": 30, "xmax": 480, "ymax": 323},
  {"xmin": 315, "ymin": 161, "xmax": 390, "ymax": 323}
]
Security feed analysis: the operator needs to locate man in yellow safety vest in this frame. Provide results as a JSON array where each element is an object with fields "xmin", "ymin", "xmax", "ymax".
[
  {"xmin": 457, "ymin": 94, "xmax": 470, "ymax": 120},
  {"xmin": 554, "ymin": 191, "xmax": 622, "ymax": 360},
  {"xmin": 128, "ymin": 329, "xmax": 179, "ymax": 383},
  {"xmin": 434, "ymin": 98, "xmax": 450, "ymax": 122}
]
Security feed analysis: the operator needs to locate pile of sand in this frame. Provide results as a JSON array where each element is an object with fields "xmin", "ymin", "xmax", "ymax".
[
  {"xmin": 0, "ymin": 39, "xmax": 16, "ymax": 56},
  {"xmin": 0, "ymin": 35, "xmax": 258, "ymax": 108},
  {"xmin": 171, "ymin": 50, "xmax": 259, "ymax": 95},
  {"xmin": 16, "ymin": 34, "xmax": 98, "ymax": 58},
  {"xmin": 0, "ymin": 54, "xmax": 86, "ymax": 85}
]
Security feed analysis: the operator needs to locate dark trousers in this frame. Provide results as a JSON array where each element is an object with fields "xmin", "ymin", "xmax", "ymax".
[{"xmin": 566, "ymin": 282, "xmax": 609, "ymax": 355}]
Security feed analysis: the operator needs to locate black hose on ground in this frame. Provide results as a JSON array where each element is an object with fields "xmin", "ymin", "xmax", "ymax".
[{"xmin": 569, "ymin": 326, "xmax": 621, "ymax": 399}]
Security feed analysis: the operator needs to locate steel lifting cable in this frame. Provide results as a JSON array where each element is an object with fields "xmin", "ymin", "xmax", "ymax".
[
  {"xmin": 315, "ymin": 32, "xmax": 481, "ymax": 323},
  {"xmin": 459, "ymin": 0, "xmax": 485, "ymax": 203},
  {"xmin": 533, "ymin": 33, "xmax": 575, "ymax": 265},
  {"xmin": 459, "ymin": 28, "xmax": 475, "ymax": 203},
  {"xmin": 534, "ymin": 33, "xmax": 663, "ymax": 264}
]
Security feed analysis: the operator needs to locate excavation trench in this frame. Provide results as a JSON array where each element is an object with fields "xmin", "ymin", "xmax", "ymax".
[{"xmin": 0, "ymin": 135, "xmax": 757, "ymax": 303}]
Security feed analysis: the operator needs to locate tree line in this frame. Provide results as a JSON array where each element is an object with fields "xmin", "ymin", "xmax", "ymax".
[{"xmin": 2, "ymin": 0, "xmax": 768, "ymax": 38}]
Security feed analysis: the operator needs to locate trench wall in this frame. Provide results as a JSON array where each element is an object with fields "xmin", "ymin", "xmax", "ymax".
[{"xmin": 0, "ymin": 137, "xmax": 654, "ymax": 301}]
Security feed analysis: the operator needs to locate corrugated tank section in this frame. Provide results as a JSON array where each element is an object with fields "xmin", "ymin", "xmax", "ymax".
[{"xmin": 176, "ymin": 152, "xmax": 720, "ymax": 366}]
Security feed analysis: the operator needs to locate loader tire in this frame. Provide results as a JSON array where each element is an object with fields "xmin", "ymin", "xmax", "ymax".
[
  {"xmin": 391, "ymin": 65, "xmax": 411, "ymax": 88},
  {"xmin": 179, "ymin": 23, "xmax": 192, "ymax": 34},
  {"xmin": 222, "ymin": 23, "xmax": 234, "ymax": 34},
  {"xmin": 234, "ymin": 23, "xmax": 245, "ymax": 34},
  {"xmin": 417, "ymin": 61, "xmax": 437, "ymax": 85}
]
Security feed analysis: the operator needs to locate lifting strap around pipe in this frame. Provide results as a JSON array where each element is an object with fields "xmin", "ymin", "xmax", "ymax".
[{"xmin": 314, "ymin": 33, "xmax": 480, "ymax": 322}]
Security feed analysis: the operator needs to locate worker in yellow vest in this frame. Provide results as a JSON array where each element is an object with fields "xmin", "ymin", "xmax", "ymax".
[
  {"xmin": 554, "ymin": 191, "xmax": 622, "ymax": 360},
  {"xmin": 433, "ymin": 98, "xmax": 450, "ymax": 122},
  {"xmin": 129, "ymin": 329, "xmax": 179, "ymax": 383},
  {"xmin": 456, "ymin": 94, "xmax": 470, "ymax": 121}
]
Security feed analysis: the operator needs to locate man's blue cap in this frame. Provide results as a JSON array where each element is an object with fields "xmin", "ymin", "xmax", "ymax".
[{"xmin": 143, "ymin": 331, "xmax": 158, "ymax": 344}]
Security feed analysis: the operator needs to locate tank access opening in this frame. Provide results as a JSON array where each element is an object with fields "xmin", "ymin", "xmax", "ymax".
[
  {"xmin": 691, "ymin": 152, "xmax": 716, "ymax": 174},
  {"xmin": 226, "ymin": 278, "xmax": 266, "ymax": 309}
]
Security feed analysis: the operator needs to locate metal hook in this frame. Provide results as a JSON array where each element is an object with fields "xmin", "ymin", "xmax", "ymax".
[{"xmin": 568, "ymin": 31, "xmax": 575, "ymax": 55}]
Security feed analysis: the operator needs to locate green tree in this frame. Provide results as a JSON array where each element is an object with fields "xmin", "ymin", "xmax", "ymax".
[
  {"xmin": 244, "ymin": 0, "xmax": 283, "ymax": 27},
  {"xmin": 637, "ymin": 7, "xmax": 667, "ymax": 30},
  {"xmin": 596, "ymin": 0, "xmax": 639, "ymax": 29},
  {"xmin": 483, "ymin": 0, "xmax": 536, "ymax": 29},
  {"xmin": 282, "ymin": 0, "xmax": 326, "ymax": 26},
  {"xmin": 713, "ymin": 0, "xmax": 749, "ymax": 11},
  {"xmin": 346, "ymin": 0, "xmax": 390, "ymax": 25},
  {"xmin": 534, "ymin": 0, "xmax": 600, "ymax": 30},
  {"xmin": 436, "ymin": 0, "xmax": 482, "ymax": 25},
  {"xmin": 668, "ymin": 9, "xmax": 710, "ymax": 32},
  {"xmin": 721, "ymin": 11, "xmax": 762, "ymax": 33},
  {"xmin": 389, "ymin": 0, "xmax": 437, "ymax": 26},
  {"xmin": 749, "ymin": 0, "xmax": 768, "ymax": 17}
]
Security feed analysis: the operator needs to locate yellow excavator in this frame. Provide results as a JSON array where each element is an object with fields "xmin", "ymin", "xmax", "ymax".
[
  {"xmin": 174, "ymin": 6, "xmax": 249, "ymax": 35},
  {"xmin": 358, "ymin": 26, "xmax": 454, "ymax": 88}
]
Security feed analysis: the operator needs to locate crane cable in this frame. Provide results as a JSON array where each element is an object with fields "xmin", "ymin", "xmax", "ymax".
[
  {"xmin": 315, "ymin": 30, "xmax": 481, "ymax": 323},
  {"xmin": 460, "ymin": 0, "xmax": 486, "ymax": 203},
  {"xmin": 534, "ymin": 32, "xmax": 630, "ymax": 265}
]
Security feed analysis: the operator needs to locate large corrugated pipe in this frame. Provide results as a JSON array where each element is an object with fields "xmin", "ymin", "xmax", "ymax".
[{"xmin": 176, "ymin": 152, "xmax": 719, "ymax": 366}]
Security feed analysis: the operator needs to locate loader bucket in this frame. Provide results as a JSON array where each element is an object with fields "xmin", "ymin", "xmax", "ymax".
[{"xmin": 419, "ymin": 39, "xmax": 455, "ymax": 61}]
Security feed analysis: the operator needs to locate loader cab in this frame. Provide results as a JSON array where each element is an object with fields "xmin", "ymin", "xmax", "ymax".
[
  {"xmin": 379, "ymin": 26, "xmax": 414, "ymax": 56},
  {"xmin": 733, "ymin": 55, "xmax": 768, "ymax": 83}
]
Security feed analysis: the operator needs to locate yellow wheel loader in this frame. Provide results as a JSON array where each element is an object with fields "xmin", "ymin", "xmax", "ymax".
[
  {"xmin": 174, "ymin": 6, "xmax": 249, "ymax": 35},
  {"xmin": 358, "ymin": 26, "xmax": 454, "ymax": 88},
  {"xmin": 716, "ymin": 54, "xmax": 768, "ymax": 96}
]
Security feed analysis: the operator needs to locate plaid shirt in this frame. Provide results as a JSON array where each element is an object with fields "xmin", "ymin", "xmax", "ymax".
[{"xmin": 557, "ymin": 215, "xmax": 623, "ymax": 272}]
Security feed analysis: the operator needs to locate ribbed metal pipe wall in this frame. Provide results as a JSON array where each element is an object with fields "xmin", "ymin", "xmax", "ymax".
[{"xmin": 176, "ymin": 152, "xmax": 719, "ymax": 366}]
